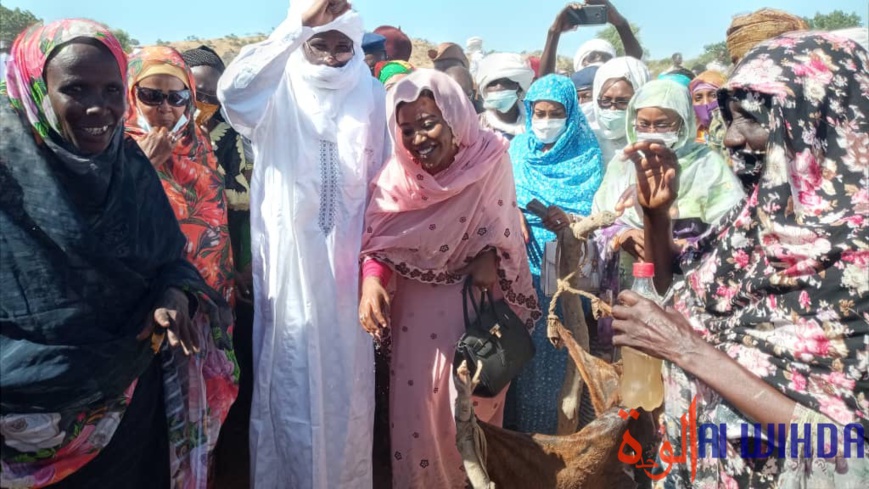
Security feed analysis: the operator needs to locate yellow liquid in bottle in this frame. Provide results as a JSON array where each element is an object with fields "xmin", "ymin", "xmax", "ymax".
[
  {"xmin": 620, "ymin": 263, "xmax": 664, "ymax": 411},
  {"xmin": 619, "ymin": 347, "xmax": 663, "ymax": 411}
]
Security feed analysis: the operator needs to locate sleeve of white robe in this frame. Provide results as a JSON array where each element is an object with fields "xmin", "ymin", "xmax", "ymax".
[{"xmin": 217, "ymin": 17, "xmax": 313, "ymax": 138}]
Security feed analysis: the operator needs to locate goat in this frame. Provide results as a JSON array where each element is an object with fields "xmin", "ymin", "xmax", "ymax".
[{"xmin": 455, "ymin": 212, "xmax": 656, "ymax": 489}]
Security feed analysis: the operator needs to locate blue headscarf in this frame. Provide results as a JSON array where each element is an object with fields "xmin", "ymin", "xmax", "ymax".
[
  {"xmin": 658, "ymin": 72, "xmax": 693, "ymax": 88},
  {"xmin": 509, "ymin": 74, "xmax": 604, "ymax": 275}
]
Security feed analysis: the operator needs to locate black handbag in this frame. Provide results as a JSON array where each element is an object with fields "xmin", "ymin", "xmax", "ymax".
[{"xmin": 453, "ymin": 279, "xmax": 535, "ymax": 397}]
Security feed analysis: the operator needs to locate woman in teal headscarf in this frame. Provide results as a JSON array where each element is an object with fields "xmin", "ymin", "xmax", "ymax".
[
  {"xmin": 592, "ymin": 79, "xmax": 744, "ymax": 349},
  {"xmin": 506, "ymin": 74, "xmax": 604, "ymax": 434}
]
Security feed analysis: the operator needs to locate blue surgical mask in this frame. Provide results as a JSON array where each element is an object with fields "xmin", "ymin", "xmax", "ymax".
[
  {"xmin": 531, "ymin": 118, "xmax": 567, "ymax": 144},
  {"xmin": 483, "ymin": 89, "xmax": 519, "ymax": 113},
  {"xmin": 597, "ymin": 109, "xmax": 627, "ymax": 139}
]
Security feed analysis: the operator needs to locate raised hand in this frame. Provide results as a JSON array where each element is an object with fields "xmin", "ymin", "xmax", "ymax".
[
  {"xmin": 551, "ymin": 3, "xmax": 584, "ymax": 33},
  {"xmin": 621, "ymin": 140, "xmax": 680, "ymax": 217},
  {"xmin": 302, "ymin": 0, "xmax": 351, "ymax": 28}
]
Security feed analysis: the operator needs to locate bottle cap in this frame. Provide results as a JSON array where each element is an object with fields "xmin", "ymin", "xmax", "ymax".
[{"xmin": 633, "ymin": 262, "xmax": 655, "ymax": 278}]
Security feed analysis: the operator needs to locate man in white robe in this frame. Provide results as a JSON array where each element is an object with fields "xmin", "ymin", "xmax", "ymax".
[{"xmin": 218, "ymin": 0, "xmax": 387, "ymax": 487}]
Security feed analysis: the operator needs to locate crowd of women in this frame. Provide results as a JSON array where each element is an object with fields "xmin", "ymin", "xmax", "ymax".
[{"xmin": 0, "ymin": 0, "xmax": 866, "ymax": 488}]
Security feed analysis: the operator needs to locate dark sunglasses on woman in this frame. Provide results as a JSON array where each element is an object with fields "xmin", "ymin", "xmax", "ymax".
[{"xmin": 136, "ymin": 86, "xmax": 191, "ymax": 107}]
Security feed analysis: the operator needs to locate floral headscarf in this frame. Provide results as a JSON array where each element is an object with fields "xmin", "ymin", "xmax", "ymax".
[
  {"xmin": 675, "ymin": 31, "xmax": 869, "ymax": 431},
  {"xmin": 3, "ymin": 19, "xmax": 126, "ymax": 139},
  {"xmin": 125, "ymin": 46, "xmax": 235, "ymax": 303}
]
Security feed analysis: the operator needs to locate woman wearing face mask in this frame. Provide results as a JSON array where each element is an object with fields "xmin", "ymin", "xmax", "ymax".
[
  {"xmin": 182, "ymin": 44, "xmax": 256, "ymax": 486},
  {"xmin": 689, "ymin": 70, "xmax": 726, "ymax": 149},
  {"xmin": 590, "ymin": 56, "xmax": 651, "ymax": 164},
  {"xmin": 0, "ymin": 20, "xmax": 235, "ymax": 487},
  {"xmin": 475, "ymin": 52, "xmax": 535, "ymax": 139},
  {"xmin": 359, "ymin": 70, "xmax": 539, "ymax": 488},
  {"xmin": 506, "ymin": 74, "xmax": 604, "ymax": 434},
  {"xmin": 592, "ymin": 79, "xmax": 744, "ymax": 350},
  {"xmin": 126, "ymin": 46, "xmax": 235, "ymax": 306},
  {"xmin": 611, "ymin": 32, "xmax": 868, "ymax": 488}
]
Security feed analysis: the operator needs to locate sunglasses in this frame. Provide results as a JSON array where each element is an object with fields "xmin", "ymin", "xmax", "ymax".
[
  {"xmin": 196, "ymin": 91, "xmax": 220, "ymax": 106},
  {"xmin": 136, "ymin": 86, "xmax": 191, "ymax": 107}
]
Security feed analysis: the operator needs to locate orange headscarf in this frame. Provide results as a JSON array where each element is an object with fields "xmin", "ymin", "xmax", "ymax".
[{"xmin": 125, "ymin": 46, "xmax": 235, "ymax": 303}]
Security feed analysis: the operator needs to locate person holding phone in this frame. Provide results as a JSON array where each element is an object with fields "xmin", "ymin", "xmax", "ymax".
[
  {"xmin": 126, "ymin": 46, "xmax": 235, "ymax": 306},
  {"xmin": 538, "ymin": 0, "xmax": 644, "ymax": 79},
  {"xmin": 506, "ymin": 74, "xmax": 604, "ymax": 434}
]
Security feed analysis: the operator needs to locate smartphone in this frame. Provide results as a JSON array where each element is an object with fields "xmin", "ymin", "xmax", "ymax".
[
  {"xmin": 525, "ymin": 199, "xmax": 549, "ymax": 219},
  {"xmin": 566, "ymin": 5, "xmax": 608, "ymax": 26}
]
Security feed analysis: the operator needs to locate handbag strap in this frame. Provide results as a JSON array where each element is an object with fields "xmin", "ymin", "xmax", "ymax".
[{"xmin": 462, "ymin": 277, "xmax": 498, "ymax": 331}]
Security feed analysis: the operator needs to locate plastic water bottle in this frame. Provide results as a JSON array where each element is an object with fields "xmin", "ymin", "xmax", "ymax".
[{"xmin": 619, "ymin": 262, "xmax": 664, "ymax": 411}]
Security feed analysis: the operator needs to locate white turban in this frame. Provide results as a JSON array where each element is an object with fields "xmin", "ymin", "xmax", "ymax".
[
  {"xmin": 573, "ymin": 39, "xmax": 617, "ymax": 72},
  {"xmin": 474, "ymin": 52, "xmax": 535, "ymax": 96}
]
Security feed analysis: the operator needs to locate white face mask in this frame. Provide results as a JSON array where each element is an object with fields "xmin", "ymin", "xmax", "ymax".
[
  {"xmin": 597, "ymin": 109, "xmax": 627, "ymax": 138},
  {"xmin": 483, "ymin": 89, "xmax": 519, "ymax": 113},
  {"xmin": 636, "ymin": 131, "xmax": 680, "ymax": 148},
  {"xmin": 532, "ymin": 118, "xmax": 568, "ymax": 144}
]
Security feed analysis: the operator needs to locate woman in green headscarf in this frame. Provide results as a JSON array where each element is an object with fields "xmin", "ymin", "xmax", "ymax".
[{"xmin": 591, "ymin": 79, "xmax": 744, "ymax": 349}]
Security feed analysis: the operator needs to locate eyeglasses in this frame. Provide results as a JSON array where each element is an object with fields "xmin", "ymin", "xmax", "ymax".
[
  {"xmin": 303, "ymin": 41, "xmax": 355, "ymax": 63},
  {"xmin": 597, "ymin": 97, "xmax": 631, "ymax": 110},
  {"xmin": 635, "ymin": 120, "xmax": 681, "ymax": 133},
  {"xmin": 136, "ymin": 86, "xmax": 191, "ymax": 107}
]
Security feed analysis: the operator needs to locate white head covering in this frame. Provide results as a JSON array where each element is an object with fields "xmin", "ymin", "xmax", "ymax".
[
  {"xmin": 474, "ymin": 52, "xmax": 535, "ymax": 96},
  {"xmin": 284, "ymin": 0, "xmax": 371, "ymax": 137},
  {"xmin": 573, "ymin": 39, "xmax": 617, "ymax": 72},
  {"xmin": 592, "ymin": 56, "xmax": 651, "ymax": 140}
]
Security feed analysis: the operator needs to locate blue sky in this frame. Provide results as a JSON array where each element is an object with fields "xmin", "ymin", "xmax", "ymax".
[{"xmin": 7, "ymin": 0, "xmax": 868, "ymax": 59}]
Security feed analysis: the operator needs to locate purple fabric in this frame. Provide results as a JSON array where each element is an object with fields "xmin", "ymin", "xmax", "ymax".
[{"xmin": 693, "ymin": 100, "xmax": 718, "ymax": 128}]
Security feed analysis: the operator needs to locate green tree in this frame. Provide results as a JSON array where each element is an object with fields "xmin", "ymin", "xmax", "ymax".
[
  {"xmin": 595, "ymin": 23, "xmax": 647, "ymax": 58},
  {"xmin": 803, "ymin": 10, "xmax": 862, "ymax": 30},
  {"xmin": 111, "ymin": 28, "xmax": 139, "ymax": 52},
  {"xmin": 0, "ymin": 6, "xmax": 41, "ymax": 45}
]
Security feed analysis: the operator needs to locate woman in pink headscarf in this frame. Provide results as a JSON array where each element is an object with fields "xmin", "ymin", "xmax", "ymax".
[{"xmin": 359, "ymin": 69, "xmax": 539, "ymax": 488}]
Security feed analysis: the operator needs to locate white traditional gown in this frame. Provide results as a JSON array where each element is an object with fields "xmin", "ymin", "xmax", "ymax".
[{"xmin": 218, "ymin": 5, "xmax": 388, "ymax": 488}]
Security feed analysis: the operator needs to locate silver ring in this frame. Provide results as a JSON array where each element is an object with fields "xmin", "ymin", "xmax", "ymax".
[{"xmin": 555, "ymin": 219, "xmax": 562, "ymax": 225}]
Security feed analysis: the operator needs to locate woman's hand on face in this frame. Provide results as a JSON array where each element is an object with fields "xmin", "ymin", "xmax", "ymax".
[
  {"xmin": 616, "ymin": 229, "xmax": 645, "ymax": 260},
  {"xmin": 137, "ymin": 288, "xmax": 199, "ymax": 356},
  {"xmin": 621, "ymin": 140, "xmax": 680, "ymax": 217},
  {"xmin": 302, "ymin": 0, "xmax": 350, "ymax": 28},
  {"xmin": 138, "ymin": 127, "xmax": 175, "ymax": 168},
  {"xmin": 611, "ymin": 290, "xmax": 700, "ymax": 364},
  {"xmin": 542, "ymin": 206, "xmax": 571, "ymax": 233},
  {"xmin": 359, "ymin": 276, "xmax": 390, "ymax": 339}
]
